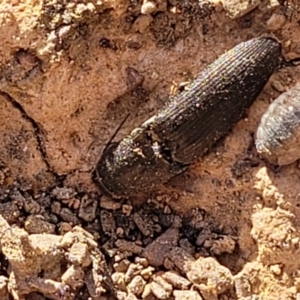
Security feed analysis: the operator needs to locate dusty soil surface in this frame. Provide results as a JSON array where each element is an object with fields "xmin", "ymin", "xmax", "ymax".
[{"xmin": 1, "ymin": 0, "xmax": 300, "ymax": 299}]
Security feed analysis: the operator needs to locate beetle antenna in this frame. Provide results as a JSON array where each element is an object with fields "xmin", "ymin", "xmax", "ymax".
[
  {"xmin": 104, "ymin": 113, "xmax": 130, "ymax": 154},
  {"xmin": 93, "ymin": 113, "xmax": 130, "ymax": 172}
]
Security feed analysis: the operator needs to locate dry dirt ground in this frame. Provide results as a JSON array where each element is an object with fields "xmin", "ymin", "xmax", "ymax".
[{"xmin": 1, "ymin": 0, "xmax": 300, "ymax": 299}]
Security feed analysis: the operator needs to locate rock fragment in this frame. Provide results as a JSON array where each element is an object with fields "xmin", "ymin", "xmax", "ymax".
[
  {"xmin": 186, "ymin": 257, "xmax": 234, "ymax": 300},
  {"xmin": 143, "ymin": 228, "xmax": 179, "ymax": 267},
  {"xmin": 173, "ymin": 290, "xmax": 203, "ymax": 300},
  {"xmin": 217, "ymin": 0, "xmax": 260, "ymax": 18},
  {"xmin": 0, "ymin": 215, "xmax": 111, "ymax": 299}
]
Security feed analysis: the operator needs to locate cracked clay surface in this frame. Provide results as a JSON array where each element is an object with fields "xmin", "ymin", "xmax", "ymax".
[{"xmin": 1, "ymin": 0, "xmax": 300, "ymax": 299}]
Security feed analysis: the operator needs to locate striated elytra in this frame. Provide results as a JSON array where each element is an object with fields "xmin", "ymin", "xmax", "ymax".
[
  {"xmin": 95, "ymin": 37, "xmax": 283, "ymax": 198},
  {"xmin": 256, "ymin": 84, "xmax": 300, "ymax": 165}
]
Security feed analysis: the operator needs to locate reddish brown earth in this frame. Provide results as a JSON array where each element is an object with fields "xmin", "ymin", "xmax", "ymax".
[{"xmin": 1, "ymin": 0, "xmax": 300, "ymax": 299}]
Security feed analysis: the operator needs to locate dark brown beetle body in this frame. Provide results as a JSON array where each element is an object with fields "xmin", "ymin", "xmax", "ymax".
[
  {"xmin": 256, "ymin": 84, "xmax": 300, "ymax": 165},
  {"xmin": 95, "ymin": 37, "xmax": 283, "ymax": 198}
]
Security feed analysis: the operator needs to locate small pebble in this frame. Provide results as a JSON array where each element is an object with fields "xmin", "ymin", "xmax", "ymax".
[
  {"xmin": 150, "ymin": 281, "xmax": 172, "ymax": 300},
  {"xmin": 113, "ymin": 259, "xmax": 131, "ymax": 273},
  {"xmin": 173, "ymin": 290, "xmax": 203, "ymax": 300},
  {"xmin": 271, "ymin": 80, "xmax": 286, "ymax": 92},
  {"xmin": 266, "ymin": 13, "xmax": 286, "ymax": 31},
  {"xmin": 141, "ymin": 283, "xmax": 152, "ymax": 298},
  {"xmin": 141, "ymin": 0, "xmax": 156, "ymax": 14},
  {"xmin": 153, "ymin": 275, "xmax": 173, "ymax": 294},
  {"xmin": 122, "ymin": 204, "xmax": 133, "ymax": 216},
  {"xmin": 60, "ymin": 208, "xmax": 80, "ymax": 225},
  {"xmin": 206, "ymin": 235, "xmax": 236, "ymax": 255},
  {"xmin": 61, "ymin": 265, "xmax": 84, "ymax": 289},
  {"xmin": 112, "ymin": 272, "xmax": 126, "ymax": 291},
  {"xmin": 78, "ymin": 194, "xmax": 98, "ymax": 222},
  {"xmin": 58, "ymin": 222, "xmax": 73, "ymax": 234},
  {"xmin": 166, "ymin": 247, "xmax": 195, "ymax": 273},
  {"xmin": 52, "ymin": 187, "xmax": 76, "ymax": 200},
  {"xmin": 115, "ymin": 240, "xmax": 143, "ymax": 255},
  {"xmin": 68, "ymin": 242, "xmax": 92, "ymax": 267},
  {"xmin": 24, "ymin": 215, "xmax": 55, "ymax": 234},
  {"xmin": 220, "ymin": 0, "xmax": 260, "ymax": 19},
  {"xmin": 100, "ymin": 195, "xmax": 122, "ymax": 210},
  {"xmin": 162, "ymin": 271, "xmax": 191, "ymax": 290},
  {"xmin": 270, "ymin": 264, "xmax": 282, "ymax": 275},
  {"xmin": 134, "ymin": 257, "xmax": 148, "ymax": 267},
  {"xmin": 186, "ymin": 257, "xmax": 233, "ymax": 299},
  {"xmin": 143, "ymin": 228, "xmax": 179, "ymax": 267},
  {"xmin": 140, "ymin": 266, "xmax": 155, "ymax": 279},
  {"xmin": 125, "ymin": 263, "xmax": 141, "ymax": 283},
  {"xmin": 127, "ymin": 275, "xmax": 146, "ymax": 296},
  {"xmin": 0, "ymin": 203, "xmax": 20, "ymax": 223},
  {"xmin": 100, "ymin": 210, "xmax": 116, "ymax": 235}
]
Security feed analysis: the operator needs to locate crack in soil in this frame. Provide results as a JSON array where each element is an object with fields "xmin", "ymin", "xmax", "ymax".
[{"xmin": 0, "ymin": 91, "xmax": 61, "ymax": 180}]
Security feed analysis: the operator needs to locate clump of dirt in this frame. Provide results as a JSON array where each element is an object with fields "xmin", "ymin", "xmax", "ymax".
[
  {"xmin": 1, "ymin": 0, "xmax": 300, "ymax": 299},
  {"xmin": 0, "ymin": 214, "xmax": 111, "ymax": 299}
]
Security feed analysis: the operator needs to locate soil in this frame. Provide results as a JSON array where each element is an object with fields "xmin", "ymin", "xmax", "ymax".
[{"xmin": 0, "ymin": 0, "xmax": 300, "ymax": 299}]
